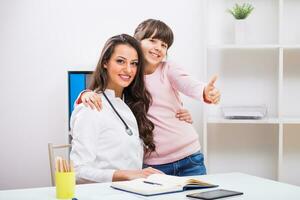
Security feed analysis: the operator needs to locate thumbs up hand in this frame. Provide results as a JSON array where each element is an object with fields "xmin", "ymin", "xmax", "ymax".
[{"xmin": 204, "ymin": 75, "xmax": 221, "ymax": 104}]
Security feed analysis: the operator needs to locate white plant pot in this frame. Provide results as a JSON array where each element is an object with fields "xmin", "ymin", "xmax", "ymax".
[{"xmin": 235, "ymin": 20, "xmax": 247, "ymax": 44}]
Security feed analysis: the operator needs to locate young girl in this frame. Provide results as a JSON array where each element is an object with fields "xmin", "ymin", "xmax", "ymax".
[
  {"xmin": 70, "ymin": 34, "xmax": 162, "ymax": 183},
  {"xmin": 78, "ymin": 19, "xmax": 220, "ymax": 176}
]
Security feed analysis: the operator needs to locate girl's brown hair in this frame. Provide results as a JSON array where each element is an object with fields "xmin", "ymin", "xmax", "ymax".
[
  {"xmin": 89, "ymin": 34, "xmax": 155, "ymax": 153},
  {"xmin": 134, "ymin": 19, "xmax": 174, "ymax": 48}
]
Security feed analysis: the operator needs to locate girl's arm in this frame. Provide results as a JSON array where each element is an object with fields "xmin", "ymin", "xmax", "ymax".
[
  {"xmin": 76, "ymin": 90, "xmax": 195, "ymax": 123},
  {"xmin": 166, "ymin": 63, "xmax": 220, "ymax": 104},
  {"xmin": 203, "ymin": 75, "xmax": 221, "ymax": 104},
  {"xmin": 75, "ymin": 90, "xmax": 102, "ymax": 111}
]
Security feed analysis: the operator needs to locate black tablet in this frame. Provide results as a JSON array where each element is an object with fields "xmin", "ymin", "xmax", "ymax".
[{"xmin": 186, "ymin": 189, "xmax": 243, "ymax": 200}]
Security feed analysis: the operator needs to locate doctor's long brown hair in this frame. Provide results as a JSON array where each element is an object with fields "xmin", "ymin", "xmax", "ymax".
[{"xmin": 89, "ymin": 34, "xmax": 155, "ymax": 154}]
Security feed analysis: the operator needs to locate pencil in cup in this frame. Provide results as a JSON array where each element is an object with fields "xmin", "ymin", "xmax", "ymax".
[
  {"xmin": 55, "ymin": 157, "xmax": 74, "ymax": 173},
  {"xmin": 55, "ymin": 157, "xmax": 75, "ymax": 199}
]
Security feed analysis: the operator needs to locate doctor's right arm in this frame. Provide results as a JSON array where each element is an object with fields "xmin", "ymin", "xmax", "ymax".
[
  {"xmin": 70, "ymin": 107, "xmax": 162, "ymax": 183},
  {"xmin": 70, "ymin": 108, "xmax": 115, "ymax": 183}
]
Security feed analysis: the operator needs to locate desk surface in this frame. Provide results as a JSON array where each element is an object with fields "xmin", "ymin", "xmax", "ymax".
[{"xmin": 1, "ymin": 172, "xmax": 300, "ymax": 200}]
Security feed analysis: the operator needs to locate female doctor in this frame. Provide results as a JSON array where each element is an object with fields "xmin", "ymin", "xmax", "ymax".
[{"xmin": 70, "ymin": 34, "xmax": 162, "ymax": 183}]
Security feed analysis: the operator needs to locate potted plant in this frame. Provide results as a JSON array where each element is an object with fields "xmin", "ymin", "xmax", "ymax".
[{"xmin": 228, "ymin": 3, "xmax": 254, "ymax": 44}]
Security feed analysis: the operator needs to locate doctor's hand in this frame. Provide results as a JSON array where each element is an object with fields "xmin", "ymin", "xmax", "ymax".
[
  {"xmin": 113, "ymin": 167, "xmax": 164, "ymax": 181},
  {"xmin": 138, "ymin": 167, "xmax": 164, "ymax": 178},
  {"xmin": 81, "ymin": 91, "xmax": 102, "ymax": 111},
  {"xmin": 204, "ymin": 75, "xmax": 221, "ymax": 104},
  {"xmin": 127, "ymin": 167, "xmax": 164, "ymax": 180}
]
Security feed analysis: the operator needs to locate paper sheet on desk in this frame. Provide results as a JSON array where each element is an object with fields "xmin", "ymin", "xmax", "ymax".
[{"xmin": 85, "ymin": 193, "xmax": 146, "ymax": 200}]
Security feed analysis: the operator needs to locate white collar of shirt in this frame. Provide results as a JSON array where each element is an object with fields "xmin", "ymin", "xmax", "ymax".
[{"xmin": 98, "ymin": 89, "xmax": 125, "ymax": 101}]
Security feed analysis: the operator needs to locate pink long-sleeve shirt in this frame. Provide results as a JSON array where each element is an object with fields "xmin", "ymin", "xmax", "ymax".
[{"xmin": 144, "ymin": 61, "xmax": 205, "ymax": 165}]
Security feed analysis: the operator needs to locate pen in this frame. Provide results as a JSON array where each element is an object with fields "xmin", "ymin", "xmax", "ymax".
[{"xmin": 143, "ymin": 181, "xmax": 163, "ymax": 186}]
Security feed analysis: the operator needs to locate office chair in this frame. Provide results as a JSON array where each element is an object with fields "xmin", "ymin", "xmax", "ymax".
[{"xmin": 48, "ymin": 143, "xmax": 72, "ymax": 186}]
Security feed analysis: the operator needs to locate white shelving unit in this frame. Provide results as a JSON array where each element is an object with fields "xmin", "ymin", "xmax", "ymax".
[{"xmin": 203, "ymin": 0, "xmax": 300, "ymax": 186}]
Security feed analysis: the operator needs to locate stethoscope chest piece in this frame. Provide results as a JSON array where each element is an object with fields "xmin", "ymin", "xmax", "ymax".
[{"xmin": 126, "ymin": 128, "xmax": 133, "ymax": 136}]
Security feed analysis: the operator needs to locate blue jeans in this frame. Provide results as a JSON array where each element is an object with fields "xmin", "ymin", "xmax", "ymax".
[{"xmin": 143, "ymin": 151, "xmax": 206, "ymax": 176}]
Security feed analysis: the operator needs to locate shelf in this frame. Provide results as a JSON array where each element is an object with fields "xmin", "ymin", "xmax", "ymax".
[
  {"xmin": 208, "ymin": 44, "xmax": 280, "ymax": 49},
  {"xmin": 207, "ymin": 117, "xmax": 280, "ymax": 124},
  {"xmin": 207, "ymin": 0, "xmax": 279, "ymax": 45},
  {"xmin": 205, "ymin": 0, "xmax": 300, "ymax": 185},
  {"xmin": 281, "ymin": 118, "xmax": 300, "ymax": 124},
  {"xmin": 281, "ymin": 0, "xmax": 300, "ymax": 45},
  {"xmin": 281, "ymin": 45, "xmax": 300, "ymax": 49},
  {"xmin": 207, "ymin": 45, "xmax": 300, "ymax": 50},
  {"xmin": 281, "ymin": 124, "xmax": 300, "ymax": 186},
  {"xmin": 207, "ymin": 117, "xmax": 300, "ymax": 124},
  {"xmin": 207, "ymin": 49, "xmax": 279, "ymax": 117},
  {"xmin": 282, "ymin": 49, "xmax": 300, "ymax": 118},
  {"xmin": 207, "ymin": 124, "xmax": 278, "ymax": 180}
]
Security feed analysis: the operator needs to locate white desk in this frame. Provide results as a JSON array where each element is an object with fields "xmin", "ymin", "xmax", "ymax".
[{"xmin": 1, "ymin": 173, "xmax": 300, "ymax": 200}]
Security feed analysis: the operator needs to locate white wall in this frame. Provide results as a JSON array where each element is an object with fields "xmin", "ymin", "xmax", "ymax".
[{"xmin": 0, "ymin": 0, "xmax": 205, "ymax": 189}]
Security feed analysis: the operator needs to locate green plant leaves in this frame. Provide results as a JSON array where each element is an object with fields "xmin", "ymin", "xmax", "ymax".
[{"xmin": 227, "ymin": 3, "xmax": 254, "ymax": 20}]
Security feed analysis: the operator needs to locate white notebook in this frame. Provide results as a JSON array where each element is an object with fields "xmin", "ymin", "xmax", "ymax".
[{"xmin": 111, "ymin": 174, "xmax": 218, "ymax": 196}]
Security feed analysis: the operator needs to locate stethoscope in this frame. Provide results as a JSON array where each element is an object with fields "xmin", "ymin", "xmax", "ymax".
[{"xmin": 103, "ymin": 92, "xmax": 133, "ymax": 136}]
